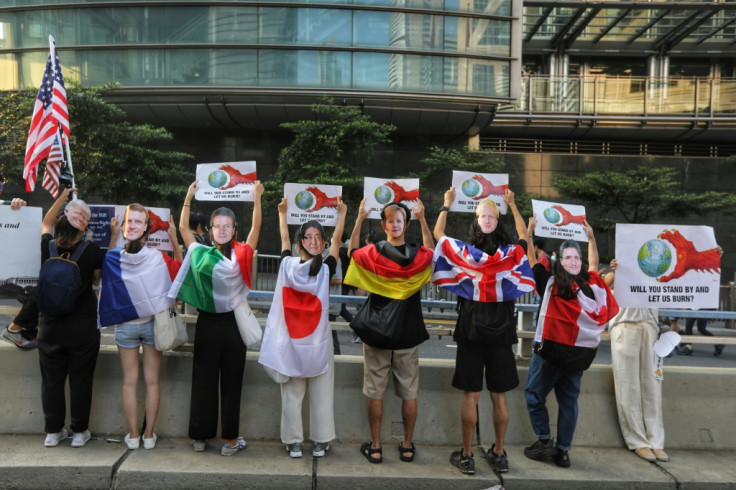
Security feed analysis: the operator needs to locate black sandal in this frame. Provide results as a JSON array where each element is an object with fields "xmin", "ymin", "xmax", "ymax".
[
  {"xmin": 398, "ymin": 442, "xmax": 415, "ymax": 462},
  {"xmin": 360, "ymin": 442, "xmax": 383, "ymax": 464}
]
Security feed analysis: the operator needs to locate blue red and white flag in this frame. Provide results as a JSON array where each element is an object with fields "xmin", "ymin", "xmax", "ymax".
[
  {"xmin": 24, "ymin": 35, "xmax": 69, "ymax": 193},
  {"xmin": 259, "ymin": 256, "xmax": 331, "ymax": 378},
  {"xmin": 432, "ymin": 236, "xmax": 535, "ymax": 302},
  {"xmin": 41, "ymin": 135, "xmax": 64, "ymax": 198},
  {"xmin": 98, "ymin": 246, "xmax": 175, "ymax": 327}
]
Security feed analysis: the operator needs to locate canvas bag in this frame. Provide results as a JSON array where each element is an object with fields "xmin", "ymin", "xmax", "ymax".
[
  {"xmin": 233, "ymin": 297, "xmax": 262, "ymax": 346},
  {"xmin": 154, "ymin": 305, "xmax": 188, "ymax": 351}
]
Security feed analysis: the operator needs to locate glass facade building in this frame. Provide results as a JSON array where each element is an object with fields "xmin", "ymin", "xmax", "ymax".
[{"xmin": 0, "ymin": 1, "xmax": 521, "ymax": 101}]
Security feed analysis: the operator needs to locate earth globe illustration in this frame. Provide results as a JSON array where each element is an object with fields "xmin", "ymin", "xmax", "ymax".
[
  {"xmin": 294, "ymin": 190, "xmax": 315, "ymax": 210},
  {"xmin": 208, "ymin": 170, "xmax": 228, "ymax": 188},
  {"xmin": 374, "ymin": 185, "xmax": 394, "ymax": 204},
  {"xmin": 461, "ymin": 178, "xmax": 481, "ymax": 198},
  {"xmin": 543, "ymin": 207, "xmax": 561, "ymax": 224},
  {"xmin": 637, "ymin": 239, "xmax": 672, "ymax": 278}
]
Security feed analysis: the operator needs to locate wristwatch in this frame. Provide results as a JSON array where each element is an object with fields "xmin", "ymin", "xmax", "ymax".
[{"xmin": 439, "ymin": 206, "xmax": 450, "ymax": 213}]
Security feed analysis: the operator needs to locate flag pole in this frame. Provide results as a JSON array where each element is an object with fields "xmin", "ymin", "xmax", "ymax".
[{"xmin": 49, "ymin": 35, "xmax": 76, "ymax": 199}]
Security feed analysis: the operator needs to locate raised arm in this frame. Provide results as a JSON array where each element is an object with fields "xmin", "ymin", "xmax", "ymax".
[
  {"xmin": 433, "ymin": 187, "xmax": 455, "ymax": 240},
  {"xmin": 42, "ymin": 187, "xmax": 76, "ymax": 235},
  {"xmin": 584, "ymin": 220, "xmax": 599, "ymax": 272},
  {"xmin": 526, "ymin": 215, "xmax": 538, "ymax": 268},
  {"xmin": 348, "ymin": 198, "xmax": 370, "ymax": 255},
  {"xmin": 505, "ymin": 189, "xmax": 528, "ymax": 242},
  {"xmin": 278, "ymin": 198, "xmax": 291, "ymax": 252},
  {"xmin": 179, "ymin": 180, "xmax": 198, "ymax": 249},
  {"xmin": 329, "ymin": 199, "xmax": 348, "ymax": 261},
  {"xmin": 245, "ymin": 180, "xmax": 264, "ymax": 250},
  {"xmin": 605, "ymin": 258, "xmax": 617, "ymax": 288},
  {"xmin": 167, "ymin": 216, "xmax": 183, "ymax": 261},
  {"xmin": 109, "ymin": 216, "xmax": 120, "ymax": 249},
  {"xmin": 413, "ymin": 198, "xmax": 434, "ymax": 249}
]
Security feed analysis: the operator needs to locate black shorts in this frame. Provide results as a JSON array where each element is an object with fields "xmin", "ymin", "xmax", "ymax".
[{"xmin": 451, "ymin": 340, "xmax": 519, "ymax": 393}]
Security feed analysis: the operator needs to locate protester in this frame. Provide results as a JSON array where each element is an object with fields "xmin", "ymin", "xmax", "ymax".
[
  {"xmin": 604, "ymin": 259, "xmax": 668, "ymax": 463},
  {"xmin": 259, "ymin": 198, "xmax": 347, "ymax": 459},
  {"xmin": 433, "ymin": 188, "xmax": 534, "ymax": 475},
  {"xmin": 170, "ymin": 180, "xmax": 263, "ymax": 456},
  {"xmin": 344, "ymin": 198, "xmax": 434, "ymax": 464},
  {"xmin": 37, "ymin": 188, "xmax": 106, "ymax": 448},
  {"xmin": 523, "ymin": 215, "xmax": 618, "ymax": 468},
  {"xmin": 100, "ymin": 205, "xmax": 183, "ymax": 450}
]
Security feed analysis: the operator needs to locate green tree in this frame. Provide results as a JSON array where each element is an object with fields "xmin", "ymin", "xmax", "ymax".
[
  {"xmin": 553, "ymin": 163, "xmax": 736, "ymax": 230},
  {"xmin": 0, "ymin": 84, "xmax": 192, "ymax": 206},
  {"xmin": 273, "ymin": 97, "xmax": 396, "ymax": 206}
]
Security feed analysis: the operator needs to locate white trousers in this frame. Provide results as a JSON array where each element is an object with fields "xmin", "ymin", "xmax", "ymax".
[
  {"xmin": 280, "ymin": 354, "xmax": 335, "ymax": 444},
  {"xmin": 610, "ymin": 321, "xmax": 665, "ymax": 450}
]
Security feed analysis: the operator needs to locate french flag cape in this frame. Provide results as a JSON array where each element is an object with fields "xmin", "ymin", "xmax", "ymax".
[
  {"xmin": 343, "ymin": 243, "xmax": 433, "ymax": 299},
  {"xmin": 432, "ymin": 236, "xmax": 535, "ymax": 302},
  {"xmin": 259, "ymin": 256, "xmax": 331, "ymax": 378},
  {"xmin": 168, "ymin": 242, "xmax": 252, "ymax": 313},
  {"xmin": 98, "ymin": 246, "xmax": 175, "ymax": 327},
  {"xmin": 534, "ymin": 271, "xmax": 619, "ymax": 348}
]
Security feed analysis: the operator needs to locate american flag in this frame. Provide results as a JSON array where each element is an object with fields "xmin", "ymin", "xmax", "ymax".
[
  {"xmin": 23, "ymin": 36, "xmax": 69, "ymax": 193},
  {"xmin": 41, "ymin": 135, "xmax": 65, "ymax": 198},
  {"xmin": 432, "ymin": 236, "xmax": 536, "ymax": 302}
]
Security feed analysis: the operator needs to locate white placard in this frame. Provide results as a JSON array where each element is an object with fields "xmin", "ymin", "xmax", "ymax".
[
  {"xmin": 532, "ymin": 199, "xmax": 588, "ymax": 242},
  {"xmin": 363, "ymin": 177, "xmax": 420, "ymax": 220},
  {"xmin": 450, "ymin": 170, "xmax": 509, "ymax": 214},
  {"xmin": 0, "ymin": 206, "xmax": 42, "ymax": 298},
  {"xmin": 284, "ymin": 183, "xmax": 342, "ymax": 226},
  {"xmin": 195, "ymin": 161, "xmax": 257, "ymax": 201},
  {"xmin": 614, "ymin": 224, "xmax": 720, "ymax": 309}
]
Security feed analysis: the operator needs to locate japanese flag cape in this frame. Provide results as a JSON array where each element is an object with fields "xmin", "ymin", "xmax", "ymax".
[
  {"xmin": 259, "ymin": 256, "xmax": 331, "ymax": 378},
  {"xmin": 98, "ymin": 246, "xmax": 176, "ymax": 328},
  {"xmin": 535, "ymin": 270, "xmax": 619, "ymax": 348}
]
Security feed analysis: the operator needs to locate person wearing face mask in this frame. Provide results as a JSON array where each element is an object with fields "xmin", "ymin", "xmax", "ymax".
[
  {"xmin": 259, "ymin": 198, "xmax": 347, "ymax": 459},
  {"xmin": 344, "ymin": 199, "xmax": 434, "ymax": 465},
  {"xmin": 37, "ymin": 188, "xmax": 107, "ymax": 449},
  {"xmin": 99, "ymin": 204, "xmax": 183, "ymax": 450},
  {"xmin": 523, "ymin": 216, "xmax": 618, "ymax": 468},
  {"xmin": 433, "ymin": 188, "xmax": 534, "ymax": 475},
  {"xmin": 170, "ymin": 179, "xmax": 264, "ymax": 456}
]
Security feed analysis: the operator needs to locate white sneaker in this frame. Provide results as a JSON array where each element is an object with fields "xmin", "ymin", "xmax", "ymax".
[
  {"xmin": 193, "ymin": 440, "xmax": 206, "ymax": 452},
  {"xmin": 286, "ymin": 442, "xmax": 303, "ymax": 458},
  {"xmin": 142, "ymin": 433, "xmax": 157, "ymax": 450},
  {"xmin": 124, "ymin": 433, "xmax": 140, "ymax": 450},
  {"xmin": 44, "ymin": 428, "xmax": 68, "ymax": 447},
  {"xmin": 71, "ymin": 430, "xmax": 91, "ymax": 448}
]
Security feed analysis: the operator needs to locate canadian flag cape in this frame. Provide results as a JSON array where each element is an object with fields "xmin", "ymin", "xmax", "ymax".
[
  {"xmin": 169, "ymin": 242, "xmax": 252, "ymax": 313},
  {"xmin": 259, "ymin": 256, "xmax": 331, "ymax": 378},
  {"xmin": 432, "ymin": 236, "xmax": 535, "ymax": 302},
  {"xmin": 98, "ymin": 246, "xmax": 175, "ymax": 327},
  {"xmin": 534, "ymin": 271, "xmax": 619, "ymax": 348}
]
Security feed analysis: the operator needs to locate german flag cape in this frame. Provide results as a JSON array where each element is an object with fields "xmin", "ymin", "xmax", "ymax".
[
  {"xmin": 343, "ymin": 241, "xmax": 433, "ymax": 300},
  {"xmin": 534, "ymin": 270, "xmax": 619, "ymax": 348},
  {"xmin": 432, "ymin": 236, "xmax": 535, "ymax": 302}
]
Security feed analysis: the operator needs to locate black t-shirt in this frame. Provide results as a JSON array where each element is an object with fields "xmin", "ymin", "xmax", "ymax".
[{"xmin": 40, "ymin": 233, "xmax": 106, "ymax": 322}]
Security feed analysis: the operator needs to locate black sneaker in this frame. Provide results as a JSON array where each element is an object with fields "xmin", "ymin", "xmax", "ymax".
[
  {"xmin": 524, "ymin": 439, "xmax": 556, "ymax": 460},
  {"xmin": 555, "ymin": 448, "xmax": 571, "ymax": 468},
  {"xmin": 450, "ymin": 449, "xmax": 475, "ymax": 475},
  {"xmin": 714, "ymin": 344, "xmax": 725, "ymax": 357},
  {"xmin": 489, "ymin": 443, "xmax": 509, "ymax": 473}
]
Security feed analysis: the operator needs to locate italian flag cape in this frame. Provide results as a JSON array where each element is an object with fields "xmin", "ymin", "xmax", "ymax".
[
  {"xmin": 534, "ymin": 270, "xmax": 619, "ymax": 348},
  {"xmin": 98, "ymin": 246, "xmax": 175, "ymax": 327},
  {"xmin": 343, "ymin": 242, "xmax": 433, "ymax": 300},
  {"xmin": 259, "ymin": 256, "xmax": 331, "ymax": 378},
  {"xmin": 432, "ymin": 236, "xmax": 535, "ymax": 302},
  {"xmin": 169, "ymin": 242, "xmax": 252, "ymax": 313}
]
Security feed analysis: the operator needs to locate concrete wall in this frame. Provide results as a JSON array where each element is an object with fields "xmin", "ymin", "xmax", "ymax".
[{"xmin": 2, "ymin": 343, "xmax": 735, "ymax": 450}]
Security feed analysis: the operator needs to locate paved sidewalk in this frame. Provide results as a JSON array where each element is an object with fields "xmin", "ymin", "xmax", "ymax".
[{"xmin": 1, "ymin": 435, "xmax": 735, "ymax": 489}]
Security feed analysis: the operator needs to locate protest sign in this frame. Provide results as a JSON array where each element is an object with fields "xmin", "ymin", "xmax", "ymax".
[
  {"xmin": 284, "ymin": 183, "xmax": 342, "ymax": 226},
  {"xmin": 532, "ymin": 199, "xmax": 588, "ymax": 242},
  {"xmin": 195, "ymin": 161, "xmax": 257, "ymax": 201},
  {"xmin": 450, "ymin": 171, "xmax": 508, "ymax": 214},
  {"xmin": 614, "ymin": 224, "xmax": 720, "ymax": 309},
  {"xmin": 93, "ymin": 205, "xmax": 174, "ymax": 252},
  {"xmin": 363, "ymin": 177, "xmax": 420, "ymax": 220},
  {"xmin": 0, "ymin": 206, "xmax": 41, "ymax": 300}
]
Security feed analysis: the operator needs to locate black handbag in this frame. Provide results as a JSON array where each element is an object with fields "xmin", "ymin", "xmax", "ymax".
[
  {"xmin": 534, "ymin": 339, "xmax": 597, "ymax": 373},
  {"xmin": 350, "ymin": 294, "xmax": 408, "ymax": 349}
]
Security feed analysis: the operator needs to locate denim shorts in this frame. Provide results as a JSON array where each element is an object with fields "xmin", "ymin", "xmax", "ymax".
[{"xmin": 114, "ymin": 319, "xmax": 155, "ymax": 349}]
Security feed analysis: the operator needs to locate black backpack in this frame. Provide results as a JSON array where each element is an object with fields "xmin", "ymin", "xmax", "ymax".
[{"xmin": 36, "ymin": 239, "xmax": 90, "ymax": 316}]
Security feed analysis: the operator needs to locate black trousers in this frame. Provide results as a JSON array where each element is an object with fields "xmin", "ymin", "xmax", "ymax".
[
  {"xmin": 37, "ymin": 318, "xmax": 100, "ymax": 434},
  {"xmin": 13, "ymin": 298, "xmax": 39, "ymax": 337},
  {"xmin": 188, "ymin": 311, "xmax": 246, "ymax": 441}
]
